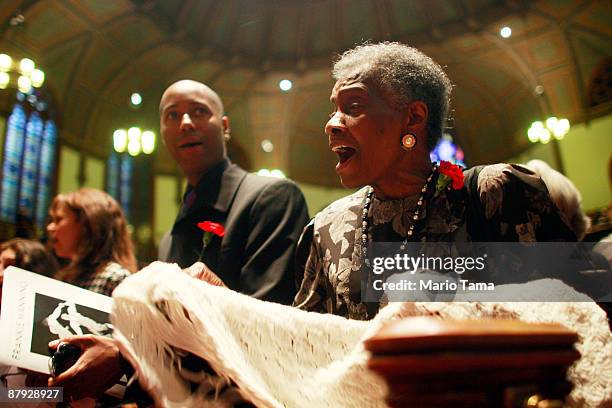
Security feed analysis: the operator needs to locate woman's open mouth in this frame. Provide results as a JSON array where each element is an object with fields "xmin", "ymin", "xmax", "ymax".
[{"xmin": 332, "ymin": 145, "xmax": 356, "ymax": 165}]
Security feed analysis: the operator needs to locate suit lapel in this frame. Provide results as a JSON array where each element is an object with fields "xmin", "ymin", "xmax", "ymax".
[
  {"xmin": 172, "ymin": 161, "xmax": 247, "ymax": 230},
  {"xmin": 212, "ymin": 163, "xmax": 248, "ymax": 214}
]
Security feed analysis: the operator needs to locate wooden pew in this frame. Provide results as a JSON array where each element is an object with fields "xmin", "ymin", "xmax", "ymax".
[{"xmin": 364, "ymin": 317, "xmax": 579, "ymax": 408}]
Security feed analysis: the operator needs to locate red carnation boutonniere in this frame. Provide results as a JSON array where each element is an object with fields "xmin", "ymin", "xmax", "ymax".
[
  {"xmin": 435, "ymin": 161, "xmax": 464, "ymax": 196},
  {"xmin": 197, "ymin": 221, "xmax": 225, "ymax": 255}
]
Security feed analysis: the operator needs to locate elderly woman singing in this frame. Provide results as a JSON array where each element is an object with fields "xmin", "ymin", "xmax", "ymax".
[{"xmin": 294, "ymin": 42, "xmax": 586, "ymax": 320}]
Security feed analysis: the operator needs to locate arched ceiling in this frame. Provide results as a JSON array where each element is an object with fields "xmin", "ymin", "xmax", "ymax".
[{"xmin": 0, "ymin": 0, "xmax": 610, "ymax": 188}]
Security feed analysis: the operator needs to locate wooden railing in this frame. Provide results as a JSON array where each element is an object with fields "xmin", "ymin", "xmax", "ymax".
[{"xmin": 365, "ymin": 317, "xmax": 579, "ymax": 408}]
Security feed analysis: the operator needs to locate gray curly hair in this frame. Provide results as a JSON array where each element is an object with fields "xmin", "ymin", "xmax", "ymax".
[{"xmin": 332, "ymin": 42, "xmax": 452, "ymax": 149}]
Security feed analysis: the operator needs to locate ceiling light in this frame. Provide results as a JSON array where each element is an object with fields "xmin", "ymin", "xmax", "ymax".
[
  {"xmin": 17, "ymin": 75, "xmax": 31, "ymax": 93},
  {"xmin": 0, "ymin": 54, "xmax": 12, "ymax": 71},
  {"xmin": 0, "ymin": 54, "xmax": 46, "ymax": 92},
  {"xmin": 114, "ymin": 127, "xmax": 156, "ymax": 155},
  {"xmin": 270, "ymin": 169, "xmax": 286, "ymax": 178},
  {"xmin": 127, "ymin": 127, "xmax": 141, "ymax": 156},
  {"xmin": 0, "ymin": 72, "xmax": 9, "ymax": 89},
  {"xmin": 527, "ymin": 121, "xmax": 544, "ymax": 143},
  {"xmin": 113, "ymin": 129, "xmax": 128, "ymax": 153},
  {"xmin": 141, "ymin": 131, "xmax": 155, "ymax": 154},
  {"xmin": 553, "ymin": 119, "xmax": 570, "ymax": 140},
  {"xmin": 10, "ymin": 14, "xmax": 24, "ymax": 27},
  {"xmin": 527, "ymin": 127, "xmax": 540, "ymax": 143},
  {"xmin": 127, "ymin": 127, "xmax": 141, "ymax": 141},
  {"xmin": 31, "ymin": 69, "xmax": 45, "ymax": 87},
  {"xmin": 257, "ymin": 168, "xmax": 286, "ymax": 178},
  {"xmin": 130, "ymin": 92, "xmax": 142, "ymax": 106},
  {"xmin": 127, "ymin": 139, "xmax": 141, "ymax": 156},
  {"xmin": 19, "ymin": 58, "xmax": 34, "ymax": 74},
  {"xmin": 545, "ymin": 117, "xmax": 558, "ymax": 130},
  {"xmin": 261, "ymin": 139, "xmax": 274, "ymax": 153},
  {"xmin": 279, "ymin": 79, "xmax": 292, "ymax": 91},
  {"xmin": 534, "ymin": 85, "xmax": 544, "ymax": 95},
  {"xmin": 539, "ymin": 129, "xmax": 551, "ymax": 144},
  {"xmin": 527, "ymin": 118, "xmax": 570, "ymax": 144},
  {"xmin": 500, "ymin": 26, "xmax": 512, "ymax": 38}
]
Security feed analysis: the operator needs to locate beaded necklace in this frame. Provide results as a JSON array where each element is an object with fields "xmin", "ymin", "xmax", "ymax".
[{"xmin": 361, "ymin": 164, "xmax": 438, "ymax": 268}]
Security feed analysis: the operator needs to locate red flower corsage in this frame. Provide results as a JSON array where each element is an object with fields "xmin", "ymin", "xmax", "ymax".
[
  {"xmin": 435, "ymin": 161, "xmax": 464, "ymax": 195},
  {"xmin": 197, "ymin": 221, "xmax": 225, "ymax": 253},
  {"xmin": 197, "ymin": 221, "xmax": 225, "ymax": 237}
]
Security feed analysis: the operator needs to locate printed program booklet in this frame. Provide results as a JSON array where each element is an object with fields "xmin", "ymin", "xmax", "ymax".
[{"xmin": 0, "ymin": 266, "xmax": 124, "ymax": 396}]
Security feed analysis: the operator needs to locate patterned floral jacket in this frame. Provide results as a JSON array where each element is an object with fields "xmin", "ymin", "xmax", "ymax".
[{"xmin": 294, "ymin": 164, "xmax": 580, "ymax": 320}]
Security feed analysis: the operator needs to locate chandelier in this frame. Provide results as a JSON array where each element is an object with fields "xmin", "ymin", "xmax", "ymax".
[
  {"xmin": 113, "ymin": 127, "xmax": 155, "ymax": 156},
  {"xmin": 527, "ymin": 117, "xmax": 570, "ymax": 144},
  {"xmin": 0, "ymin": 53, "xmax": 45, "ymax": 92}
]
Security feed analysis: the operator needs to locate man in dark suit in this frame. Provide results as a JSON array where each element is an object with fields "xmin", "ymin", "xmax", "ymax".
[
  {"xmin": 158, "ymin": 79, "xmax": 309, "ymax": 304},
  {"xmin": 47, "ymin": 80, "xmax": 309, "ymax": 401}
]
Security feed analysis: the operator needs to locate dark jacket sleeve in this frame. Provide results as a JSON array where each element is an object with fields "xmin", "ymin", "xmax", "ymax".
[{"xmin": 240, "ymin": 180, "xmax": 309, "ymax": 304}]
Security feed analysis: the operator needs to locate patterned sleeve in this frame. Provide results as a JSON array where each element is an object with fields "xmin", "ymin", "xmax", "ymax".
[
  {"xmin": 469, "ymin": 163, "xmax": 577, "ymax": 241},
  {"xmin": 293, "ymin": 222, "xmax": 331, "ymax": 314},
  {"xmin": 92, "ymin": 263, "xmax": 131, "ymax": 297}
]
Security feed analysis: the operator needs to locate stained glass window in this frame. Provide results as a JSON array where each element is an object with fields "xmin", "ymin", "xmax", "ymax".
[
  {"xmin": 1, "ymin": 104, "xmax": 27, "ymax": 223},
  {"xmin": 18, "ymin": 111, "xmax": 44, "ymax": 218},
  {"xmin": 106, "ymin": 152, "xmax": 119, "ymax": 199},
  {"xmin": 119, "ymin": 155, "xmax": 133, "ymax": 220},
  {"xmin": 1, "ymin": 96, "xmax": 58, "ymax": 233},
  {"xmin": 430, "ymin": 134, "xmax": 466, "ymax": 167},
  {"xmin": 106, "ymin": 152, "xmax": 132, "ymax": 220},
  {"xmin": 35, "ymin": 120, "xmax": 57, "ymax": 227}
]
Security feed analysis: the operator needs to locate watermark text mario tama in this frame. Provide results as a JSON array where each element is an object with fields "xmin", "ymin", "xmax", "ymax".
[{"xmin": 370, "ymin": 253, "xmax": 495, "ymax": 292}]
